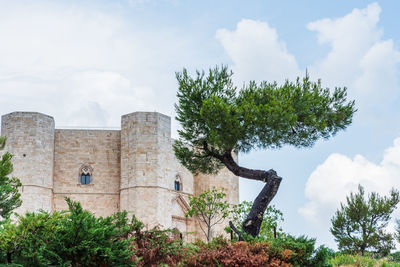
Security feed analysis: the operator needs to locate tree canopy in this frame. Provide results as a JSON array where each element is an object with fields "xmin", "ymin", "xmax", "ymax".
[
  {"xmin": 174, "ymin": 66, "xmax": 355, "ymax": 176},
  {"xmin": 331, "ymin": 185, "xmax": 399, "ymax": 256},
  {"xmin": 174, "ymin": 65, "xmax": 356, "ymax": 237}
]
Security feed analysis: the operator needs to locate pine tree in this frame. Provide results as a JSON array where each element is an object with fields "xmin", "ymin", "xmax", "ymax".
[
  {"xmin": 0, "ymin": 137, "xmax": 22, "ymax": 224},
  {"xmin": 174, "ymin": 66, "xmax": 355, "ymax": 237},
  {"xmin": 331, "ymin": 185, "xmax": 399, "ymax": 256}
]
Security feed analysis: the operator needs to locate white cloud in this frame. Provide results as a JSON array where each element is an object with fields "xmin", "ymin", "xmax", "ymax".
[
  {"xmin": 0, "ymin": 1, "xmax": 193, "ymax": 129},
  {"xmin": 216, "ymin": 4, "xmax": 400, "ymax": 115},
  {"xmin": 308, "ymin": 3, "xmax": 400, "ymax": 107},
  {"xmin": 299, "ymin": 2, "xmax": 400, "ymax": 226},
  {"xmin": 307, "ymin": 3, "xmax": 382, "ymax": 85},
  {"xmin": 216, "ymin": 19, "xmax": 300, "ymax": 84},
  {"xmin": 296, "ymin": 3, "xmax": 400, "ymax": 247},
  {"xmin": 299, "ymin": 137, "xmax": 400, "ymax": 247},
  {"xmin": 214, "ymin": 3, "xmax": 400, "ymax": 247}
]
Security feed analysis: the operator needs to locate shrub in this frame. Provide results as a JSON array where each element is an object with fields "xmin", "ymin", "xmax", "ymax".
[
  {"xmin": 133, "ymin": 227, "xmax": 187, "ymax": 266},
  {"xmin": 184, "ymin": 238, "xmax": 292, "ymax": 267},
  {"xmin": 329, "ymin": 254, "xmax": 400, "ymax": 267},
  {"xmin": 390, "ymin": 251, "xmax": 400, "ymax": 262},
  {"xmin": 0, "ymin": 198, "xmax": 136, "ymax": 266},
  {"xmin": 270, "ymin": 234, "xmax": 333, "ymax": 267}
]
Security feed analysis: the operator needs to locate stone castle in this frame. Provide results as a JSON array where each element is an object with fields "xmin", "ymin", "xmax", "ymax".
[{"xmin": 0, "ymin": 111, "xmax": 239, "ymax": 241}]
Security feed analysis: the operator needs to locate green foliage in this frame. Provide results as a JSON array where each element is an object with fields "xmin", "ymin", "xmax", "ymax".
[
  {"xmin": 185, "ymin": 187, "xmax": 230, "ymax": 242},
  {"xmin": 52, "ymin": 198, "xmax": 135, "ymax": 266},
  {"xmin": 270, "ymin": 234, "xmax": 333, "ymax": 267},
  {"xmin": 0, "ymin": 198, "xmax": 136, "ymax": 266},
  {"xmin": 389, "ymin": 252, "xmax": 400, "ymax": 262},
  {"xmin": 0, "ymin": 211, "xmax": 67, "ymax": 266},
  {"xmin": 173, "ymin": 65, "xmax": 356, "ymax": 175},
  {"xmin": 331, "ymin": 185, "xmax": 399, "ymax": 256},
  {"xmin": 0, "ymin": 137, "xmax": 22, "ymax": 224},
  {"xmin": 329, "ymin": 254, "xmax": 400, "ymax": 267},
  {"xmin": 228, "ymin": 200, "xmax": 284, "ymax": 239},
  {"xmin": 392, "ymin": 223, "xmax": 400, "ymax": 254}
]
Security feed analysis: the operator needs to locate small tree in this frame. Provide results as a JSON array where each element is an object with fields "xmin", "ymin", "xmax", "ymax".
[
  {"xmin": 185, "ymin": 187, "xmax": 230, "ymax": 242},
  {"xmin": 331, "ymin": 185, "xmax": 399, "ymax": 256},
  {"xmin": 174, "ymin": 66, "xmax": 355, "ymax": 237},
  {"xmin": 0, "ymin": 137, "xmax": 22, "ymax": 224},
  {"xmin": 229, "ymin": 200, "xmax": 284, "ymax": 240}
]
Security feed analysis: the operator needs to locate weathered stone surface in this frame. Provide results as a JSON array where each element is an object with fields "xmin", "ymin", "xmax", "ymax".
[
  {"xmin": 53, "ymin": 129, "xmax": 121, "ymax": 217},
  {"xmin": 0, "ymin": 111, "xmax": 239, "ymax": 241},
  {"xmin": 1, "ymin": 112, "xmax": 54, "ymax": 214}
]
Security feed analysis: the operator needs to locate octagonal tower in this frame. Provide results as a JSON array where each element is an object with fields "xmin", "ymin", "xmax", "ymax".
[{"xmin": 1, "ymin": 112, "xmax": 55, "ymax": 213}]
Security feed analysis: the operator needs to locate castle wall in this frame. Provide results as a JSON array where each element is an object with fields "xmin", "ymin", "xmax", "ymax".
[
  {"xmin": 53, "ymin": 129, "xmax": 121, "ymax": 217},
  {"xmin": 1, "ymin": 112, "xmax": 54, "ymax": 214},
  {"xmin": 1, "ymin": 110, "xmax": 239, "ymax": 242}
]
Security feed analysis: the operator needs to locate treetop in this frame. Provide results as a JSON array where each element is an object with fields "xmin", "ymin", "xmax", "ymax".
[{"xmin": 174, "ymin": 65, "xmax": 356, "ymax": 175}]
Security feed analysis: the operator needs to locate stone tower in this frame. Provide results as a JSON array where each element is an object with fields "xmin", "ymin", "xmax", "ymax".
[
  {"xmin": 120, "ymin": 112, "xmax": 172, "ymax": 228},
  {"xmin": 1, "ymin": 112, "xmax": 54, "ymax": 214}
]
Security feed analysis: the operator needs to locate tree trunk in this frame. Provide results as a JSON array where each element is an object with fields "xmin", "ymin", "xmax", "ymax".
[
  {"xmin": 221, "ymin": 151, "xmax": 282, "ymax": 238},
  {"xmin": 241, "ymin": 177, "xmax": 281, "ymax": 237}
]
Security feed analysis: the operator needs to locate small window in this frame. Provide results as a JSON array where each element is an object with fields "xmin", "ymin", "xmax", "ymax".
[
  {"xmin": 79, "ymin": 164, "xmax": 93, "ymax": 185},
  {"xmin": 174, "ymin": 180, "xmax": 180, "ymax": 191},
  {"xmin": 174, "ymin": 174, "xmax": 182, "ymax": 191},
  {"xmin": 81, "ymin": 173, "xmax": 91, "ymax": 185}
]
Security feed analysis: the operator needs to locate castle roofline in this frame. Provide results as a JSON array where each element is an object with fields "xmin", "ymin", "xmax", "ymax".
[
  {"xmin": 121, "ymin": 111, "xmax": 170, "ymax": 120},
  {"xmin": 2, "ymin": 111, "xmax": 54, "ymax": 120}
]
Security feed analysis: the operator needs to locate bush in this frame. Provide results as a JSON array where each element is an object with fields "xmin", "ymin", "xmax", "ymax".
[
  {"xmin": 133, "ymin": 226, "xmax": 187, "ymax": 266},
  {"xmin": 270, "ymin": 234, "xmax": 333, "ymax": 267},
  {"xmin": 0, "ymin": 198, "xmax": 136, "ymax": 266},
  {"xmin": 329, "ymin": 254, "xmax": 400, "ymax": 267},
  {"xmin": 184, "ymin": 237, "xmax": 292, "ymax": 267},
  {"xmin": 390, "ymin": 251, "xmax": 400, "ymax": 262}
]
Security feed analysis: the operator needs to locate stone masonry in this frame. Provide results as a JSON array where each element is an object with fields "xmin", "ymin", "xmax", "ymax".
[{"xmin": 0, "ymin": 111, "xmax": 239, "ymax": 241}]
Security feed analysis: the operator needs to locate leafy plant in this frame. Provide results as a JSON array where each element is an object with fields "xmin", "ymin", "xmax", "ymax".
[
  {"xmin": 228, "ymin": 200, "xmax": 284, "ymax": 240},
  {"xmin": 185, "ymin": 187, "xmax": 230, "ymax": 242}
]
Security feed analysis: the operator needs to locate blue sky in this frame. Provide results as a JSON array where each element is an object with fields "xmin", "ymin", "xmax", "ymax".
[{"xmin": 0, "ymin": 0, "xmax": 400, "ymax": 248}]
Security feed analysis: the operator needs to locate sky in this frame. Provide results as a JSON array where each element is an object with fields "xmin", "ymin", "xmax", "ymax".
[{"xmin": 0, "ymin": 0, "xmax": 400, "ymax": 249}]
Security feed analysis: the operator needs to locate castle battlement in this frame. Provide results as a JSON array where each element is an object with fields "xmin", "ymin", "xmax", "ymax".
[{"xmin": 1, "ymin": 111, "xmax": 239, "ymax": 241}]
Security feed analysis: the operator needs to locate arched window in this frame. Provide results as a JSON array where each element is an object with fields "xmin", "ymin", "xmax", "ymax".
[
  {"xmin": 174, "ymin": 180, "xmax": 180, "ymax": 191},
  {"xmin": 79, "ymin": 164, "xmax": 93, "ymax": 185},
  {"xmin": 174, "ymin": 174, "xmax": 182, "ymax": 191}
]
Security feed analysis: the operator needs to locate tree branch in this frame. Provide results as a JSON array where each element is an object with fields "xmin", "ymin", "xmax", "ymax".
[
  {"xmin": 229, "ymin": 221, "xmax": 243, "ymax": 241},
  {"xmin": 203, "ymin": 141, "xmax": 283, "ymax": 237}
]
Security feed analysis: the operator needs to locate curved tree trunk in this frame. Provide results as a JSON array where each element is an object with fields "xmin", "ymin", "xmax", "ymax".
[
  {"xmin": 202, "ymin": 143, "xmax": 283, "ymax": 238},
  {"xmin": 221, "ymin": 152, "xmax": 282, "ymax": 237},
  {"xmin": 241, "ymin": 176, "xmax": 281, "ymax": 237}
]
